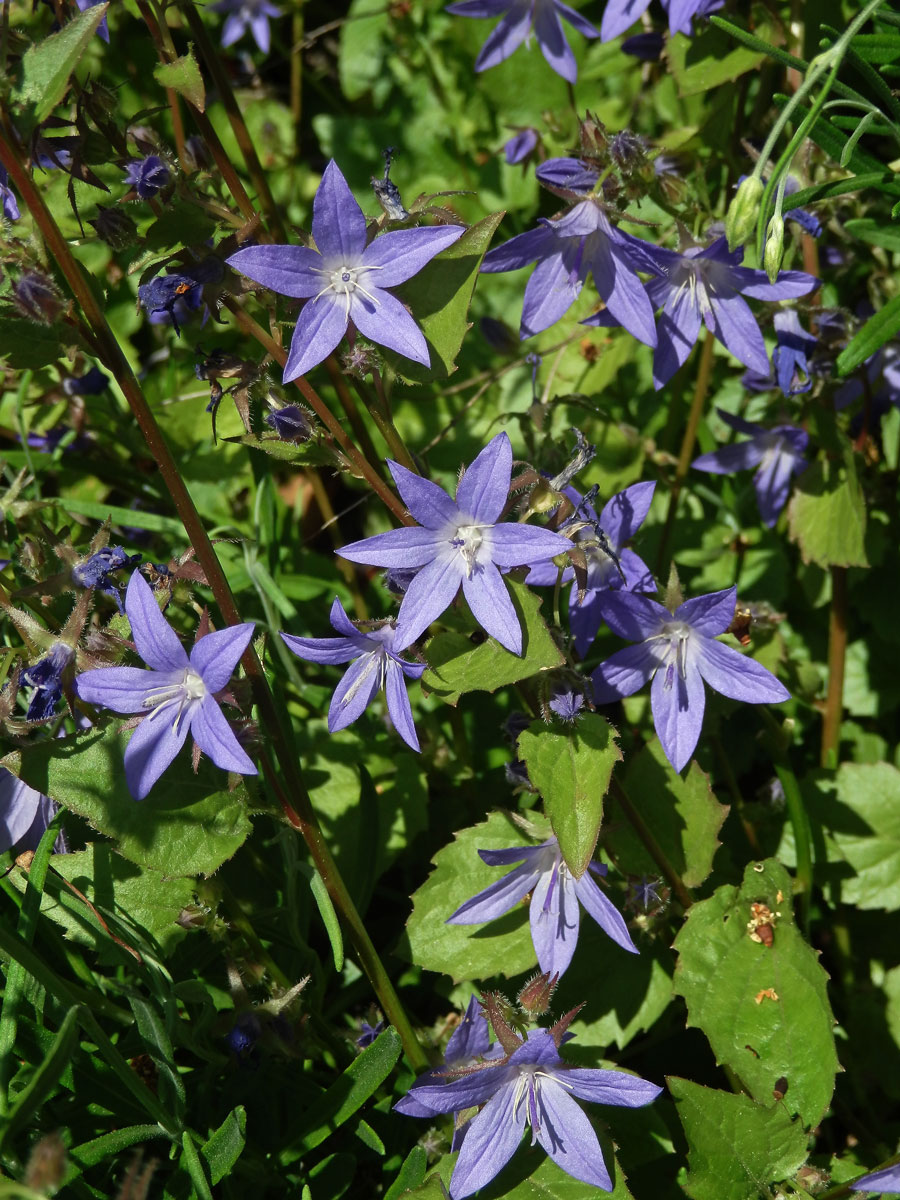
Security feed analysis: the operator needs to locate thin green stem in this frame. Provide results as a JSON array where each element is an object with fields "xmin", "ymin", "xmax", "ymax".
[
  {"xmin": 324, "ymin": 358, "xmax": 387, "ymax": 478},
  {"xmin": 351, "ymin": 370, "xmax": 417, "ymax": 473},
  {"xmin": 821, "ymin": 566, "xmax": 848, "ymax": 768},
  {"xmin": 609, "ymin": 779, "xmax": 694, "ymax": 910}
]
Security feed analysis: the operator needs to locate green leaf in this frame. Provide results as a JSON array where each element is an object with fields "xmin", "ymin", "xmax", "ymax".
[
  {"xmin": 669, "ymin": 1077, "xmax": 808, "ymax": 1200},
  {"xmin": 518, "ymin": 715, "xmax": 620, "ymax": 877},
  {"xmin": 384, "ymin": 1146, "xmax": 428, "ymax": 1200},
  {"xmin": 128, "ymin": 995, "xmax": 186, "ymax": 1120},
  {"xmin": 296, "ymin": 1026, "xmax": 401, "ymax": 1152},
  {"xmin": 68, "ymin": 1126, "xmax": 170, "ymax": 1173},
  {"xmin": 338, "ymin": 0, "xmax": 389, "ymax": 101},
  {"xmin": 298, "ymin": 862, "xmax": 344, "ymax": 972},
  {"xmin": 0, "ymin": 318, "xmax": 68, "ymax": 370},
  {"xmin": 226, "ymin": 433, "xmax": 335, "ymax": 466},
  {"xmin": 667, "ymin": 10, "xmax": 774, "ymax": 96},
  {"xmin": 404, "ymin": 812, "xmax": 545, "ymax": 982},
  {"xmin": 673, "ymin": 859, "xmax": 838, "ymax": 1126},
  {"xmin": 492, "ymin": 1144, "xmax": 637, "ymax": 1198},
  {"xmin": 153, "ymin": 48, "xmax": 205, "ymax": 112},
  {"xmin": 201, "ymin": 1106, "xmax": 247, "ymax": 1185},
  {"xmin": 837, "ymin": 292, "xmax": 900, "ymax": 376},
  {"xmin": 180, "ymin": 1131, "xmax": 214, "ymax": 1200},
  {"xmin": 1, "ymin": 1005, "xmax": 80, "ymax": 1148},
  {"xmin": 145, "ymin": 200, "xmax": 216, "ymax": 251},
  {"xmin": 385, "ymin": 212, "xmax": 505, "ymax": 383},
  {"xmin": 787, "ymin": 452, "xmax": 868, "ymax": 569},
  {"xmin": 606, "ymin": 742, "xmax": 728, "ymax": 888},
  {"xmin": 11, "ymin": 727, "xmax": 252, "ymax": 877},
  {"xmin": 14, "ymin": 3, "xmax": 109, "ymax": 124},
  {"xmin": 844, "ymin": 217, "xmax": 900, "ymax": 251},
  {"xmin": 422, "ymin": 578, "xmax": 564, "ymax": 706}
]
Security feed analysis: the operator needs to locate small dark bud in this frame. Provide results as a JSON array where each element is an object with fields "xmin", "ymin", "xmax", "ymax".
[
  {"xmin": 63, "ymin": 364, "xmax": 109, "ymax": 396},
  {"xmin": 265, "ymin": 404, "xmax": 314, "ymax": 442},
  {"xmin": 341, "ymin": 342, "xmax": 382, "ymax": 379},
  {"xmin": 579, "ymin": 112, "xmax": 608, "ymax": 160},
  {"xmin": 13, "ymin": 271, "xmax": 64, "ymax": 323},
  {"xmin": 89, "ymin": 204, "xmax": 138, "ymax": 249},
  {"xmin": 621, "ymin": 30, "xmax": 664, "ymax": 60},
  {"xmin": 517, "ymin": 971, "xmax": 558, "ymax": 1017},
  {"xmin": 608, "ymin": 130, "xmax": 648, "ymax": 174}
]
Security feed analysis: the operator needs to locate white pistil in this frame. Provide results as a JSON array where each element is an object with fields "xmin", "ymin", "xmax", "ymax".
[
  {"xmin": 310, "ymin": 262, "xmax": 385, "ymax": 318},
  {"xmin": 142, "ymin": 668, "xmax": 206, "ymax": 731},
  {"xmin": 652, "ymin": 621, "xmax": 691, "ymax": 691},
  {"xmin": 451, "ymin": 523, "xmax": 487, "ymax": 578}
]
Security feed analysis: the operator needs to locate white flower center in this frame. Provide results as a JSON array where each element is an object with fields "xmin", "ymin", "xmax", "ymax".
[
  {"xmin": 450, "ymin": 523, "xmax": 487, "ymax": 578},
  {"xmin": 142, "ymin": 668, "xmax": 206, "ymax": 732},
  {"xmin": 512, "ymin": 1066, "xmax": 574, "ymax": 1141},
  {"xmin": 312, "ymin": 260, "xmax": 385, "ymax": 319},
  {"xmin": 654, "ymin": 621, "xmax": 692, "ymax": 690}
]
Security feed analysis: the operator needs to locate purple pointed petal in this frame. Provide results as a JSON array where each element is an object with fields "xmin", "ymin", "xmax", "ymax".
[
  {"xmin": 350, "ymin": 288, "xmax": 430, "ymax": 364},
  {"xmin": 479, "ymin": 843, "xmax": 549, "ymax": 866},
  {"xmin": 249, "ymin": 13, "xmax": 270, "ymax": 51},
  {"xmin": 190, "ymin": 623, "xmax": 255, "ymax": 693},
  {"xmin": 281, "ymin": 631, "xmax": 360, "ymax": 665},
  {"xmin": 386, "ymin": 460, "xmax": 459, "ymax": 529},
  {"xmin": 225, "ymin": 245, "xmax": 323, "ymax": 298},
  {"xmin": 447, "ymin": 859, "xmax": 542, "ymax": 923},
  {"xmin": 0, "ymin": 772, "xmax": 47, "ymax": 852},
  {"xmin": 601, "ymin": 0, "xmax": 651, "ymax": 39},
  {"xmin": 618, "ymin": 547, "xmax": 655, "ymax": 593},
  {"xmin": 125, "ymin": 572, "xmax": 189, "ymax": 672},
  {"xmin": 190, "ymin": 695, "xmax": 257, "ymax": 775},
  {"xmin": 456, "ymin": 433, "xmax": 512, "ymax": 522},
  {"xmin": 405, "ymin": 1062, "xmax": 515, "ymax": 1114},
  {"xmin": 556, "ymin": 0, "xmax": 600, "ymax": 37},
  {"xmin": 221, "ymin": 12, "xmax": 244, "ymax": 45},
  {"xmin": 530, "ymin": 866, "xmax": 580, "ymax": 977},
  {"xmin": 651, "ymin": 660, "xmax": 704, "ymax": 773},
  {"xmin": 520, "ymin": 249, "xmax": 581, "ymax": 337},
  {"xmin": 283, "ymin": 297, "xmax": 348, "ymax": 382},
  {"xmin": 598, "ymin": 590, "xmax": 668, "ymax": 641},
  {"xmin": 362, "ymin": 225, "xmax": 466, "ymax": 286},
  {"xmin": 481, "ymin": 223, "xmax": 558, "ymax": 273},
  {"xmin": 597, "ymin": 480, "xmax": 654, "ymax": 547},
  {"xmin": 853, "ymin": 1164, "xmax": 900, "ymax": 1193},
  {"xmin": 311, "ymin": 160, "xmax": 367, "ymax": 261},
  {"xmin": 534, "ymin": 4, "xmax": 577, "ymax": 81},
  {"xmin": 446, "ymin": 0, "xmax": 509, "ymax": 13},
  {"xmin": 709, "ymin": 294, "xmax": 769, "ymax": 375},
  {"xmin": 592, "ymin": 642, "xmax": 659, "ymax": 704},
  {"xmin": 534, "ymin": 1081, "xmax": 612, "ymax": 1190},
  {"xmin": 573, "ymin": 872, "xmax": 638, "ymax": 953},
  {"xmin": 473, "ymin": 3, "xmax": 534, "ymax": 72},
  {"xmin": 653, "ymin": 290, "xmax": 702, "ymax": 390},
  {"xmin": 446, "ymin": 994, "xmax": 491, "ymax": 1063},
  {"xmin": 676, "ymin": 586, "xmax": 736, "ymax": 635},
  {"xmin": 692, "ymin": 439, "xmax": 767, "ymax": 475},
  {"xmin": 565, "ymin": 1067, "xmax": 663, "ymax": 1107},
  {"xmin": 338, "ymin": 526, "xmax": 444, "ymax": 569},
  {"xmin": 740, "ymin": 269, "xmax": 818, "ymax": 301},
  {"xmin": 384, "ymin": 659, "xmax": 420, "ymax": 751},
  {"xmin": 76, "ymin": 666, "xmax": 177, "ymax": 714},
  {"xmin": 591, "ymin": 239, "xmax": 658, "ymax": 347},
  {"xmin": 328, "ymin": 652, "xmax": 382, "ymax": 732},
  {"xmin": 393, "ymin": 554, "xmax": 464, "ymax": 650},
  {"xmin": 716, "ymin": 407, "xmax": 765, "ymax": 437},
  {"xmin": 463, "ymin": 564, "xmax": 522, "ymax": 653},
  {"xmin": 695, "ymin": 638, "xmax": 791, "ymax": 704},
  {"xmin": 124, "ymin": 712, "xmax": 190, "ymax": 800},
  {"xmin": 753, "ymin": 445, "xmax": 796, "ymax": 526},
  {"xmin": 450, "ymin": 1083, "xmax": 524, "ymax": 1199},
  {"xmin": 569, "ymin": 586, "xmax": 605, "ymax": 658},
  {"xmin": 488, "ymin": 523, "xmax": 572, "ymax": 566}
]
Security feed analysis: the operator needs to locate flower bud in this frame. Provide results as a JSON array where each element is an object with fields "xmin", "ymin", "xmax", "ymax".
[
  {"xmin": 13, "ymin": 271, "xmax": 63, "ymax": 324},
  {"xmin": 725, "ymin": 175, "xmax": 764, "ymax": 250},
  {"xmin": 518, "ymin": 970, "xmax": 558, "ymax": 1017},
  {"xmin": 764, "ymin": 214, "xmax": 785, "ymax": 283},
  {"xmin": 579, "ymin": 111, "xmax": 608, "ymax": 160}
]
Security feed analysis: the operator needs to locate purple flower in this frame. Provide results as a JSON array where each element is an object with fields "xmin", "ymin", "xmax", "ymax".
[
  {"xmin": 503, "ymin": 128, "xmax": 539, "ymax": 165},
  {"xmin": 592, "ymin": 585, "xmax": 790, "ymax": 773},
  {"xmin": 631, "ymin": 874, "xmax": 663, "ymax": 909},
  {"xmin": 447, "ymin": 835, "xmax": 637, "ymax": 977},
  {"xmin": 855, "ymin": 1163, "xmax": 900, "ymax": 1193},
  {"xmin": 446, "ymin": 0, "xmax": 600, "ymax": 83},
  {"xmin": 210, "ymin": 0, "xmax": 281, "ymax": 53},
  {"xmin": 75, "ymin": 0, "xmax": 109, "ymax": 40},
  {"xmin": 138, "ymin": 273, "xmax": 205, "ymax": 336},
  {"xmin": 355, "ymin": 1019, "xmax": 385, "ymax": 1048},
  {"xmin": 23, "ymin": 644, "xmax": 73, "ymax": 722},
  {"xmin": 226, "ymin": 161, "xmax": 464, "ymax": 383},
  {"xmin": 397, "ymin": 1025, "xmax": 661, "ymax": 1198},
  {"xmin": 525, "ymin": 480, "xmax": 656, "ymax": 657},
  {"xmin": 783, "ymin": 175, "xmax": 822, "ymax": 238},
  {"xmin": 534, "ymin": 156, "xmax": 599, "ymax": 196},
  {"xmin": 600, "ymin": 0, "xmax": 723, "ymax": 41},
  {"xmin": 72, "ymin": 546, "xmax": 142, "ymax": 612},
  {"xmin": 771, "ymin": 310, "xmax": 818, "ymax": 396},
  {"xmin": 0, "ymin": 769, "xmax": 60, "ymax": 855},
  {"xmin": 280, "ymin": 597, "xmax": 425, "ymax": 752},
  {"xmin": 692, "ymin": 408, "xmax": 808, "ymax": 527},
  {"xmin": 338, "ymin": 433, "xmax": 572, "ymax": 654},
  {"xmin": 481, "ymin": 200, "xmax": 659, "ymax": 346},
  {"xmin": 63, "ymin": 365, "xmax": 109, "ymax": 396},
  {"xmin": 586, "ymin": 235, "xmax": 817, "ymax": 390},
  {"xmin": 74, "ymin": 571, "xmax": 257, "ymax": 799},
  {"xmin": 548, "ymin": 683, "xmax": 585, "ymax": 722},
  {"xmin": 621, "ymin": 30, "xmax": 664, "ymax": 59},
  {"xmin": 264, "ymin": 404, "xmax": 313, "ymax": 441},
  {"xmin": 0, "ymin": 165, "xmax": 20, "ymax": 222},
  {"xmin": 124, "ymin": 155, "xmax": 170, "ymax": 200}
]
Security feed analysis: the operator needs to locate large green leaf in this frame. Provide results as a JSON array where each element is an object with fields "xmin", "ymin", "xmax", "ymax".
[
  {"xmin": 787, "ymin": 453, "xmax": 868, "ymax": 569},
  {"xmin": 518, "ymin": 715, "xmax": 620, "ymax": 877},
  {"xmin": 669, "ymin": 1077, "xmax": 808, "ymax": 1200},
  {"xmin": 673, "ymin": 860, "xmax": 838, "ymax": 1127},
  {"xmin": 0, "ymin": 319, "xmax": 69, "ymax": 370},
  {"xmin": 667, "ymin": 7, "xmax": 775, "ymax": 96},
  {"xmin": 837, "ymin": 293, "xmax": 900, "ymax": 377},
  {"xmin": 386, "ymin": 212, "xmax": 505, "ymax": 383},
  {"xmin": 403, "ymin": 812, "xmax": 543, "ymax": 982},
  {"xmin": 422, "ymin": 578, "xmax": 564, "ymax": 706},
  {"xmin": 487, "ymin": 1143, "xmax": 636, "ymax": 1198},
  {"xmin": 201, "ymin": 1107, "xmax": 247, "ymax": 1185},
  {"xmin": 9, "ymin": 727, "xmax": 252, "ymax": 877},
  {"xmin": 606, "ymin": 742, "xmax": 727, "ymax": 888},
  {"xmin": 14, "ymin": 3, "xmax": 109, "ymax": 125}
]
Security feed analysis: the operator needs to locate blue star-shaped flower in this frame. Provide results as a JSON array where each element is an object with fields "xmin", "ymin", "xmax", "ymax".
[
  {"xmin": 210, "ymin": 0, "xmax": 281, "ymax": 53},
  {"xmin": 446, "ymin": 0, "xmax": 600, "ymax": 83}
]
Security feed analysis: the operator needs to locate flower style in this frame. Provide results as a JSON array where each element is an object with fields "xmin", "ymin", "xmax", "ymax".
[
  {"xmin": 525, "ymin": 480, "xmax": 656, "ymax": 657},
  {"xmin": 692, "ymin": 409, "xmax": 809, "ymax": 527},
  {"xmin": 226, "ymin": 161, "xmax": 464, "ymax": 383},
  {"xmin": 481, "ymin": 200, "xmax": 659, "ymax": 346},
  {"xmin": 591, "ymin": 585, "xmax": 790, "ymax": 773},
  {"xmin": 210, "ymin": 0, "xmax": 281, "ymax": 53},
  {"xmin": 123, "ymin": 155, "xmax": 170, "ymax": 200},
  {"xmin": 280, "ymin": 597, "xmax": 425, "ymax": 752},
  {"xmin": 586, "ymin": 235, "xmax": 817, "ymax": 390},
  {"xmin": 75, "ymin": 571, "xmax": 257, "ymax": 799},
  {"xmin": 397, "ymin": 1026, "xmax": 661, "ymax": 1198},
  {"xmin": 338, "ymin": 433, "xmax": 572, "ymax": 654},
  {"xmin": 448, "ymin": 835, "xmax": 637, "ymax": 977},
  {"xmin": 0, "ymin": 166, "xmax": 20, "ymax": 222},
  {"xmin": 600, "ymin": 0, "xmax": 722, "ymax": 42},
  {"xmin": 446, "ymin": 0, "xmax": 600, "ymax": 83}
]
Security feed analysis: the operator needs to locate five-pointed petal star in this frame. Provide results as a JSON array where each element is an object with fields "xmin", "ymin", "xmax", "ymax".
[
  {"xmin": 210, "ymin": 0, "xmax": 282, "ymax": 53},
  {"xmin": 600, "ymin": 0, "xmax": 722, "ymax": 41},
  {"xmin": 75, "ymin": 572, "xmax": 257, "ymax": 799},
  {"xmin": 397, "ymin": 1026, "xmax": 661, "ymax": 1198},
  {"xmin": 448, "ymin": 835, "xmax": 637, "ymax": 977},
  {"xmin": 446, "ymin": 0, "xmax": 600, "ymax": 83},
  {"xmin": 337, "ymin": 433, "xmax": 573, "ymax": 654},
  {"xmin": 226, "ymin": 160, "xmax": 465, "ymax": 382},
  {"xmin": 592, "ymin": 585, "xmax": 790, "ymax": 772},
  {"xmin": 280, "ymin": 597, "xmax": 425, "ymax": 751}
]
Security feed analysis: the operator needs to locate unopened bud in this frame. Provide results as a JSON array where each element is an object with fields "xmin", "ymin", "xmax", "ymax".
[
  {"xmin": 579, "ymin": 111, "xmax": 608, "ymax": 160},
  {"xmin": 527, "ymin": 479, "xmax": 562, "ymax": 515},
  {"xmin": 725, "ymin": 175, "xmax": 764, "ymax": 250},
  {"xmin": 764, "ymin": 214, "xmax": 785, "ymax": 283},
  {"xmin": 14, "ymin": 271, "xmax": 63, "ymax": 324},
  {"xmin": 517, "ymin": 970, "xmax": 558, "ymax": 1017}
]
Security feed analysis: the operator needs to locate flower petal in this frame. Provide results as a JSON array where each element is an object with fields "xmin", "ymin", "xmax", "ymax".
[
  {"xmin": 456, "ymin": 432, "xmax": 512, "ymax": 522},
  {"xmin": 530, "ymin": 865, "xmax": 580, "ymax": 977},
  {"xmin": 190, "ymin": 695, "xmax": 257, "ymax": 775},
  {"xmin": 533, "ymin": 1080, "xmax": 613, "ymax": 1190},
  {"xmin": 462, "ymin": 562, "xmax": 521, "ymax": 653},
  {"xmin": 692, "ymin": 439, "xmax": 767, "ymax": 476},
  {"xmin": 564, "ymin": 1066, "xmax": 663, "ymax": 1107},
  {"xmin": 76, "ymin": 666, "xmax": 177, "ymax": 714},
  {"xmin": 385, "ymin": 460, "xmax": 459, "ymax": 529},
  {"xmin": 249, "ymin": 12, "xmax": 270, "ymax": 51},
  {"xmin": 225, "ymin": 244, "xmax": 323, "ymax": 298},
  {"xmin": 328, "ymin": 652, "xmax": 383, "ymax": 732},
  {"xmin": 481, "ymin": 223, "xmax": 557, "ymax": 273},
  {"xmin": 0, "ymin": 770, "xmax": 47, "ymax": 853},
  {"xmin": 556, "ymin": 0, "xmax": 600, "ymax": 38},
  {"xmin": 599, "ymin": 590, "xmax": 668, "ymax": 641},
  {"xmin": 281, "ymin": 631, "xmax": 360, "ymax": 665},
  {"xmin": 591, "ymin": 236, "xmax": 658, "ymax": 347},
  {"xmin": 190, "ymin": 623, "xmax": 255, "ymax": 693},
  {"xmin": 447, "ymin": 860, "xmax": 542, "ymax": 924},
  {"xmin": 472, "ymin": 1, "xmax": 533, "ymax": 73},
  {"xmin": 534, "ymin": 2, "xmax": 577, "ymax": 82},
  {"xmin": 283, "ymin": 295, "xmax": 348, "ymax": 382},
  {"xmin": 125, "ymin": 571, "xmax": 189, "ymax": 672},
  {"xmin": 362, "ymin": 225, "xmax": 465, "ymax": 286},
  {"xmin": 450, "ymin": 1082, "xmax": 524, "ymax": 1199},
  {"xmin": 349, "ymin": 288, "xmax": 430, "ymax": 365},
  {"xmin": 569, "ymin": 586, "xmax": 606, "ymax": 658},
  {"xmin": 601, "ymin": 0, "xmax": 651, "ymax": 40},
  {"xmin": 446, "ymin": 994, "xmax": 491, "ymax": 1063},
  {"xmin": 709, "ymin": 293, "xmax": 769, "ymax": 375},
  {"xmin": 384, "ymin": 658, "xmax": 420, "ymax": 751},
  {"xmin": 753, "ymin": 442, "xmax": 798, "ymax": 526},
  {"xmin": 740, "ymin": 269, "xmax": 818, "ymax": 301},
  {"xmin": 592, "ymin": 642, "xmax": 659, "ymax": 704},
  {"xmin": 653, "ymin": 284, "xmax": 702, "ymax": 389},
  {"xmin": 311, "ymin": 160, "xmax": 367, "ymax": 261},
  {"xmin": 393, "ymin": 553, "xmax": 464, "ymax": 650},
  {"xmin": 650, "ymin": 658, "xmax": 705, "ymax": 773},
  {"xmin": 676, "ymin": 586, "xmax": 736, "ymax": 635},
  {"xmin": 402, "ymin": 1061, "xmax": 515, "ymax": 1115},
  {"xmin": 573, "ymin": 871, "xmax": 638, "ymax": 953},
  {"xmin": 488, "ymin": 524, "xmax": 572, "ymax": 567},
  {"xmin": 695, "ymin": 638, "xmax": 791, "ymax": 704},
  {"xmin": 338, "ymin": 525, "xmax": 443, "ymax": 569},
  {"xmin": 520, "ymin": 248, "xmax": 581, "ymax": 337},
  {"xmin": 124, "ymin": 711, "xmax": 190, "ymax": 800},
  {"xmin": 600, "ymin": 480, "xmax": 656, "ymax": 546}
]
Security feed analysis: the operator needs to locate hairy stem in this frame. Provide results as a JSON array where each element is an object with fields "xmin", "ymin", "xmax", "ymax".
[{"xmin": 609, "ymin": 779, "xmax": 694, "ymax": 910}]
